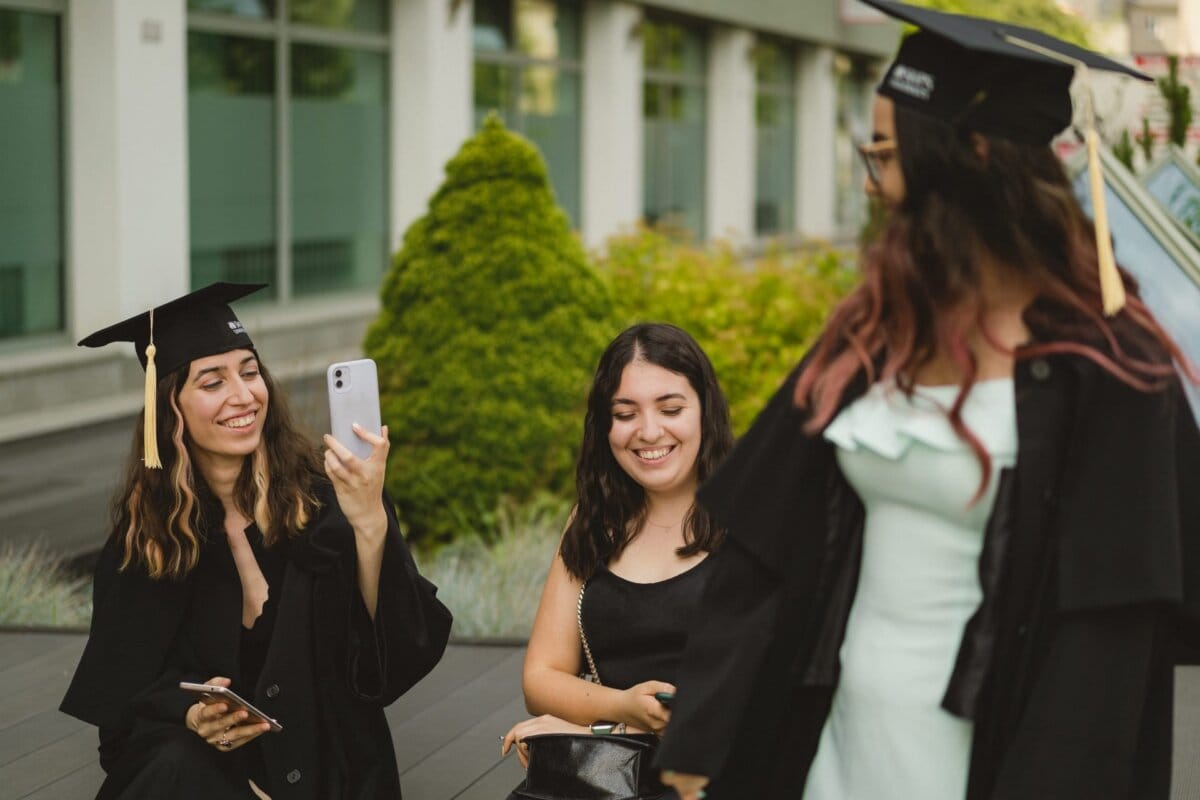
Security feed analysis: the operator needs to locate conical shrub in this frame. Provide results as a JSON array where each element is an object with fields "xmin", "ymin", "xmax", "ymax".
[{"xmin": 365, "ymin": 115, "xmax": 615, "ymax": 546}]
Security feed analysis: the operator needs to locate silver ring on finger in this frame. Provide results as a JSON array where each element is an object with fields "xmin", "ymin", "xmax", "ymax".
[{"xmin": 219, "ymin": 736, "xmax": 233, "ymax": 748}]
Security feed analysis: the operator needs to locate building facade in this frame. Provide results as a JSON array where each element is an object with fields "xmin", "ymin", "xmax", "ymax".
[{"xmin": 0, "ymin": 0, "xmax": 895, "ymax": 443}]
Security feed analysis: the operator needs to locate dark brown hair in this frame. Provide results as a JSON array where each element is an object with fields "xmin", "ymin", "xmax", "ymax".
[
  {"xmin": 795, "ymin": 104, "xmax": 1194, "ymax": 499},
  {"xmin": 560, "ymin": 324, "xmax": 734, "ymax": 580},
  {"xmin": 111, "ymin": 356, "xmax": 324, "ymax": 580}
]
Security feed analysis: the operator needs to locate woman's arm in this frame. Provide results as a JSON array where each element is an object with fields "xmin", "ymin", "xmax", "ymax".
[
  {"xmin": 521, "ymin": 553, "xmax": 673, "ymax": 733},
  {"xmin": 320, "ymin": 424, "xmax": 452, "ymax": 702},
  {"xmin": 323, "ymin": 423, "xmax": 390, "ymax": 617}
]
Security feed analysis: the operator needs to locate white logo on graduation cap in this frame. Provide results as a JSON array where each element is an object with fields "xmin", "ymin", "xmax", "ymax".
[
  {"xmin": 889, "ymin": 65, "xmax": 935, "ymax": 101},
  {"xmin": 227, "ymin": 320, "xmax": 246, "ymax": 336}
]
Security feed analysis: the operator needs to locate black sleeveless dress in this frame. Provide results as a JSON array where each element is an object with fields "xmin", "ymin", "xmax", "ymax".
[
  {"xmin": 506, "ymin": 557, "xmax": 714, "ymax": 800},
  {"xmin": 579, "ymin": 558, "xmax": 714, "ymax": 688}
]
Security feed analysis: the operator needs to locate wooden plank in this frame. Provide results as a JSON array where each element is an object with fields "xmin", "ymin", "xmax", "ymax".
[
  {"xmin": 393, "ymin": 649, "xmax": 525, "ymax": 775},
  {"xmin": 20, "ymin": 762, "xmax": 106, "ymax": 800},
  {"xmin": 0, "ymin": 708, "xmax": 88, "ymax": 769},
  {"xmin": 0, "ymin": 727, "xmax": 96, "ymax": 799},
  {"xmin": 0, "ymin": 665, "xmax": 76, "ymax": 734},
  {"xmin": 0, "ymin": 633, "xmax": 80, "ymax": 674},
  {"xmin": 385, "ymin": 644, "xmax": 519, "ymax": 728},
  {"xmin": 452, "ymin": 754, "xmax": 526, "ymax": 800},
  {"xmin": 0, "ymin": 637, "xmax": 82, "ymax": 694},
  {"xmin": 399, "ymin": 694, "xmax": 528, "ymax": 800},
  {"xmin": 1174, "ymin": 667, "xmax": 1200, "ymax": 800}
]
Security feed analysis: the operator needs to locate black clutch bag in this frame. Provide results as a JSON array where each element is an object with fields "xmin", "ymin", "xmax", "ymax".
[{"xmin": 509, "ymin": 732, "xmax": 668, "ymax": 800}]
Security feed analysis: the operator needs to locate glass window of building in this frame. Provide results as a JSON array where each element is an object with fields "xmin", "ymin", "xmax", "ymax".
[
  {"xmin": 834, "ymin": 53, "xmax": 878, "ymax": 237},
  {"xmin": 0, "ymin": 6, "xmax": 63, "ymax": 343},
  {"xmin": 187, "ymin": 2, "xmax": 389, "ymax": 300},
  {"xmin": 754, "ymin": 39, "xmax": 796, "ymax": 237},
  {"xmin": 643, "ymin": 16, "xmax": 707, "ymax": 239},
  {"xmin": 473, "ymin": 0, "xmax": 583, "ymax": 227}
]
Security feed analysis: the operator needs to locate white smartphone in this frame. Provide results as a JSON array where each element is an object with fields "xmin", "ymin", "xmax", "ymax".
[
  {"xmin": 327, "ymin": 358, "xmax": 383, "ymax": 461},
  {"xmin": 179, "ymin": 682, "xmax": 283, "ymax": 733}
]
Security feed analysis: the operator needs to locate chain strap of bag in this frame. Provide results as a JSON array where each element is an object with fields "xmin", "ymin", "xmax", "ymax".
[{"xmin": 577, "ymin": 582, "xmax": 601, "ymax": 685}]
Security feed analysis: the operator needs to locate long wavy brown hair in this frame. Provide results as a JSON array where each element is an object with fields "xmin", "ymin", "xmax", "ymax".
[
  {"xmin": 795, "ymin": 104, "xmax": 1195, "ymax": 497},
  {"xmin": 560, "ymin": 324, "xmax": 734, "ymax": 581},
  {"xmin": 110, "ymin": 357, "xmax": 325, "ymax": 580}
]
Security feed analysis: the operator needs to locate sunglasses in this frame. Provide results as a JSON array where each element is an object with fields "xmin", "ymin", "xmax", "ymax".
[{"xmin": 856, "ymin": 138, "xmax": 898, "ymax": 186}]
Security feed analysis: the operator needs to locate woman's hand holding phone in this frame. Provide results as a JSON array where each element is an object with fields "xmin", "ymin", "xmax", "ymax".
[
  {"xmin": 183, "ymin": 676, "xmax": 272, "ymax": 753},
  {"xmin": 619, "ymin": 680, "xmax": 675, "ymax": 735},
  {"xmin": 322, "ymin": 423, "xmax": 390, "ymax": 540}
]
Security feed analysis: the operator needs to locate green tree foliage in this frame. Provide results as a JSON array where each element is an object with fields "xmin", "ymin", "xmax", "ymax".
[
  {"xmin": 1112, "ymin": 128, "xmax": 1135, "ymax": 171},
  {"xmin": 906, "ymin": 0, "xmax": 1092, "ymax": 47},
  {"xmin": 597, "ymin": 228, "xmax": 858, "ymax": 433},
  {"xmin": 1158, "ymin": 55, "xmax": 1194, "ymax": 149},
  {"xmin": 1137, "ymin": 117, "xmax": 1156, "ymax": 164},
  {"xmin": 365, "ymin": 115, "xmax": 615, "ymax": 546}
]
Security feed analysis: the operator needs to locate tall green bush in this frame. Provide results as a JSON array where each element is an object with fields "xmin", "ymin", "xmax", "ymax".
[
  {"xmin": 597, "ymin": 228, "xmax": 857, "ymax": 433},
  {"xmin": 365, "ymin": 115, "xmax": 615, "ymax": 546}
]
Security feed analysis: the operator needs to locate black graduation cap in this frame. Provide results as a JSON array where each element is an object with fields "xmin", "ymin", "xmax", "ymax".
[
  {"xmin": 862, "ymin": 0, "xmax": 1149, "ymax": 316},
  {"xmin": 861, "ymin": 0, "xmax": 1151, "ymax": 144},
  {"xmin": 79, "ymin": 282, "xmax": 266, "ymax": 467}
]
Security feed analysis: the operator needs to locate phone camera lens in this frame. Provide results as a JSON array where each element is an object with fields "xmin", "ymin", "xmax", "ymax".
[
  {"xmin": 334, "ymin": 369, "xmax": 343, "ymax": 378},
  {"xmin": 335, "ymin": 380, "xmax": 344, "ymax": 389}
]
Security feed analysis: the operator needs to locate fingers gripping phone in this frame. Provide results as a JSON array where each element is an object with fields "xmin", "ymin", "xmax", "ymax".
[
  {"xmin": 327, "ymin": 358, "xmax": 383, "ymax": 461},
  {"xmin": 179, "ymin": 682, "xmax": 283, "ymax": 732}
]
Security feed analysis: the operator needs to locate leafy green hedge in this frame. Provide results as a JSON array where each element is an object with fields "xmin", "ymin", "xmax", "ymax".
[
  {"xmin": 598, "ymin": 227, "xmax": 857, "ymax": 433},
  {"xmin": 365, "ymin": 115, "xmax": 615, "ymax": 546}
]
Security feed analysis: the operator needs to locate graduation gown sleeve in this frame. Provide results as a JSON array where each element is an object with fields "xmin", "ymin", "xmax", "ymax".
[
  {"xmin": 292, "ymin": 485, "xmax": 452, "ymax": 706},
  {"xmin": 655, "ymin": 367, "xmax": 835, "ymax": 781}
]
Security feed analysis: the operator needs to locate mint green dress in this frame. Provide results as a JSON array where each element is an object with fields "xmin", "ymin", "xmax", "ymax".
[{"xmin": 801, "ymin": 379, "xmax": 1017, "ymax": 800}]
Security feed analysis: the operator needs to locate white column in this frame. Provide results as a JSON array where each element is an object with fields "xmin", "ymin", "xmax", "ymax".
[
  {"xmin": 68, "ymin": 0, "xmax": 189, "ymax": 336},
  {"xmin": 581, "ymin": 0, "xmax": 643, "ymax": 249},
  {"xmin": 795, "ymin": 45, "xmax": 838, "ymax": 241},
  {"xmin": 391, "ymin": 0, "xmax": 473, "ymax": 249},
  {"xmin": 705, "ymin": 27, "xmax": 755, "ymax": 243}
]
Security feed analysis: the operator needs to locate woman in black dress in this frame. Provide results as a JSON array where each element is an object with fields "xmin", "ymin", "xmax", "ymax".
[
  {"xmin": 60, "ymin": 283, "xmax": 452, "ymax": 799},
  {"xmin": 659, "ymin": 3, "xmax": 1200, "ymax": 799},
  {"xmin": 499, "ymin": 324, "xmax": 733, "ymax": 796}
]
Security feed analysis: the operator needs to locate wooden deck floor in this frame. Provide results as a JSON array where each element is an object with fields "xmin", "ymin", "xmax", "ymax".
[
  {"xmin": 3, "ymin": 630, "xmax": 1200, "ymax": 799},
  {"xmin": 0, "ymin": 631, "xmax": 526, "ymax": 800}
]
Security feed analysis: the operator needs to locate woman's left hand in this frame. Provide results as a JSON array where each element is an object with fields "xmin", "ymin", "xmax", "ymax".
[
  {"xmin": 323, "ymin": 424, "xmax": 390, "ymax": 537},
  {"xmin": 501, "ymin": 715, "xmax": 589, "ymax": 769}
]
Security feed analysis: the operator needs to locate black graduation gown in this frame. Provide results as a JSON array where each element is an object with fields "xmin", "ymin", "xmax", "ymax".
[
  {"xmin": 60, "ymin": 482, "xmax": 453, "ymax": 800},
  {"xmin": 655, "ymin": 314, "xmax": 1200, "ymax": 799}
]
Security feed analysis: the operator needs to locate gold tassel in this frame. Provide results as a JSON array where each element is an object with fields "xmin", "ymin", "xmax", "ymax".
[
  {"xmin": 143, "ymin": 308, "xmax": 162, "ymax": 469},
  {"xmin": 1000, "ymin": 34, "xmax": 1127, "ymax": 318},
  {"xmin": 1086, "ymin": 128, "xmax": 1127, "ymax": 316}
]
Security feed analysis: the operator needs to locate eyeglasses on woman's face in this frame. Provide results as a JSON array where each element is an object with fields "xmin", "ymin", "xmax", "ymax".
[{"xmin": 857, "ymin": 138, "xmax": 898, "ymax": 186}]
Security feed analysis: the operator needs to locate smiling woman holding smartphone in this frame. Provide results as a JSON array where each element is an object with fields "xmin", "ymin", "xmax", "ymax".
[
  {"xmin": 498, "ymin": 324, "xmax": 733, "ymax": 800},
  {"xmin": 60, "ymin": 283, "xmax": 452, "ymax": 800}
]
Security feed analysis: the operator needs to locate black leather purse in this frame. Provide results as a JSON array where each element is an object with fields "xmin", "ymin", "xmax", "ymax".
[{"xmin": 505, "ymin": 583, "xmax": 670, "ymax": 800}]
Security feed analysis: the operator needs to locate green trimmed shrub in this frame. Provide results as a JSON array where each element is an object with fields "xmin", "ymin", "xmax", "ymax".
[
  {"xmin": 598, "ymin": 227, "xmax": 857, "ymax": 433},
  {"xmin": 365, "ymin": 115, "xmax": 615, "ymax": 546}
]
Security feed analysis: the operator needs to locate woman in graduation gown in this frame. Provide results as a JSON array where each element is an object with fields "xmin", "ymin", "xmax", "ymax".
[
  {"xmin": 60, "ymin": 283, "xmax": 452, "ymax": 800},
  {"xmin": 657, "ymin": 3, "xmax": 1200, "ymax": 799}
]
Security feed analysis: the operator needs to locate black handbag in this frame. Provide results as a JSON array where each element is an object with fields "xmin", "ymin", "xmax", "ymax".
[
  {"xmin": 508, "ymin": 732, "xmax": 668, "ymax": 800},
  {"xmin": 505, "ymin": 583, "xmax": 670, "ymax": 800}
]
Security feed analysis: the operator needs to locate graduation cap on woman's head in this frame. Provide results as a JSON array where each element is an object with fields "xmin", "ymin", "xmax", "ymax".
[
  {"xmin": 79, "ymin": 282, "xmax": 266, "ymax": 468},
  {"xmin": 860, "ymin": 0, "xmax": 1153, "ymax": 316}
]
